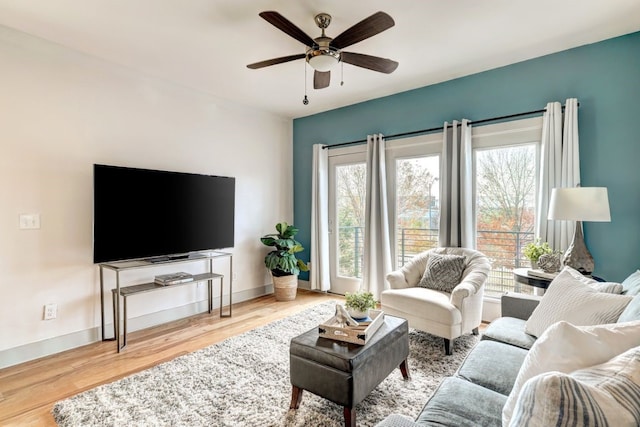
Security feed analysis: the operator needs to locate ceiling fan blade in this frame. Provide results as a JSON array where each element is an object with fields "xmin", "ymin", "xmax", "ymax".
[
  {"xmin": 259, "ymin": 11, "xmax": 316, "ymax": 47},
  {"xmin": 314, "ymin": 71, "xmax": 331, "ymax": 89},
  {"xmin": 330, "ymin": 11, "xmax": 395, "ymax": 50},
  {"xmin": 247, "ymin": 53, "xmax": 305, "ymax": 69},
  {"xmin": 341, "ymin": 52, "xmax": 398, "ymax": 74}
]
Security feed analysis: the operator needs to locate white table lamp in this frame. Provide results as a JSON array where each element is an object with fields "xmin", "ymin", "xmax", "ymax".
[{"xmin": 547, "ymin": 187, "xmax": 611, "ymax": 275}]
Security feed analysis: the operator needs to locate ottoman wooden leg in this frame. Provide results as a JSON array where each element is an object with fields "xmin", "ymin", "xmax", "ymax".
[
  {"xmin": 290, "ymin": 386, "xmax": 304, "ymax": 409},
  {"xmin": 399, "ymin": 359, "xmax": 410, "ymax": 380},
  {"xmin": 343, "ymin": 407, "xmax": 356, "ymax": 427}
]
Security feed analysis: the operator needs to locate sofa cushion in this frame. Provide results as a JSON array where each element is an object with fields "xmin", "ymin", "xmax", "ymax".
[
  {"xmin": 481, "ymin": 317, "xmax": 536, "ymax": 350},
  {"xmin": 502, "ymin": 320, "xmax": 640, "ymax": 426},
  {"xmin": 417, "ymin": 253, "xmax": 466, "ymax": 293},
  {"xmin": 524, "ymin": 267, "xmax": 632, "ymax": 338},
  {"xmin": 416, "ymin": 376, "xmax": 506, "ymax": 427},
  {"xmin": 508, "ymin": 346, "xmax": 640, "ymax": 427},
  {"xmin": 456, "ymin": 340, "xmax": 528, "ymax": 396},
  {"xmin": 622, "ymin": 269, "xmax": 640, "ymax": 295}
]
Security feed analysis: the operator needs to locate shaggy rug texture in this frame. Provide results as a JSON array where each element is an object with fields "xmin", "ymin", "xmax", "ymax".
[{"xmin": 53, "ymin": 301, "xmax": 478, "ymax": 426}]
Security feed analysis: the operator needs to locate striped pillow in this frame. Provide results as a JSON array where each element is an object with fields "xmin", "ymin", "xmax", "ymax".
[{"xmin": 509, "ymin": 346, "xmax": 640, "ymax": 427}]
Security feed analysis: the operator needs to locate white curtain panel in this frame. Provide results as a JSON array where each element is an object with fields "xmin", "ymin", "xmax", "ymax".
[
  {"xmin": 439, "ymin": 119, "xmax": 475, "ymax": 248},
  {"xmin": 310, "ymin": 144, "xmax": 330, "ymax": 291},
  {"xmin": 560, "ymin": 98, "xmax": 581, "ymax": 249},
  {"xmin": 536, "ymin": 99, "xmax": 580, "ymax": 251},
  {"xmin": 536, "ymin": 102, "xmax": 563, "ymax": 246},
  {"xmin": 362, "ymin": 134, "xmax": 393, "ymax": 299}
]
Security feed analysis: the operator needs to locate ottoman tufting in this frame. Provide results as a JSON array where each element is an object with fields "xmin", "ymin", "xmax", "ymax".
[{"xmin": 289, "ymin": 314, "xmax": 410, "ymax": 427}]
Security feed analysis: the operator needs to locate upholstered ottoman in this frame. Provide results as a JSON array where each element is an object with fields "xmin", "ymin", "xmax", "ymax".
[{"xmin": 289, "ymin": 315, "xmax": 409, "ymax": 427}]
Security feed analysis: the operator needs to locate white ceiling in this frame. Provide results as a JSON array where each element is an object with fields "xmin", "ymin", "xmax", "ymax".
[{"xmin": 0, "ymin": 0, "xmax": 639, "ymax": 119}]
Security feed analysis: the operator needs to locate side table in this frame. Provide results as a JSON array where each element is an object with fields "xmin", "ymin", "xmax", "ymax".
[
  {"xmin": 513, "ymin": 268, "xmax": 604, "ymax": 295},
  {"xmin": 513, "ymin": 268, "xmax": 553, "ymax": 291}
]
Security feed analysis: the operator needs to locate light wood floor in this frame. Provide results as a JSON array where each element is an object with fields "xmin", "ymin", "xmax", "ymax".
[{"xmin": 0, "ymin": 290, "xmax": 339, "ymax": 426}]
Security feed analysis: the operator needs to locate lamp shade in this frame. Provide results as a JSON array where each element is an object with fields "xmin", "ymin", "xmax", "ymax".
[{"xmin": 547, "ymin": 187, "xmax": 611, "ymax": 222}]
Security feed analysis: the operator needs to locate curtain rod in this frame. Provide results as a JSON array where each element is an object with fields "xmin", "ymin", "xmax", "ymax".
[{"xmin": 322, "ymin": 103, "xmax": 577, "ymax": 150}]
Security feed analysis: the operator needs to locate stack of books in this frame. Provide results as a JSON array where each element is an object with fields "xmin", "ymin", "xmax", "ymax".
[
  {"xmin": 154, "ymin": 272, "xmax": 194, "ymax": 286},
  {"xmin": 527, "ymin": 269, "xmax": 559, "ymax": 280}
]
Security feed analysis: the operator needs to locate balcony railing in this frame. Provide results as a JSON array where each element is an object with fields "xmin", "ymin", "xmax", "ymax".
[{"xmin": 338, "ymin": 226, "xmax": 535, "ymax": 296}]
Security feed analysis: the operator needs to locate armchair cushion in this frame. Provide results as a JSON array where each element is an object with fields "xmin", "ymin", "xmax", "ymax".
[{"xmin": 417, "ymin": 253, "xmax": 466, "ymax": 293}]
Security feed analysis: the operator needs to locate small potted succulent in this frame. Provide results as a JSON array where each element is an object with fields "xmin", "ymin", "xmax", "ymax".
[
  {"xmin": 523, "ymin": 239, "xmax": 553, "ymax": 269},
  {"xmin": 260, "ymin": 222, "xmax": 309, "ymax": 301},
  {"xmin": 344, "ymin": 291, "xmax": 377, "ymax": 320}
]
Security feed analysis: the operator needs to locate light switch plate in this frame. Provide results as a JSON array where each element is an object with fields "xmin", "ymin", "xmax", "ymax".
[{"xmin": 19, "ymin": 213, "xmax": 40, "ymax": 230}]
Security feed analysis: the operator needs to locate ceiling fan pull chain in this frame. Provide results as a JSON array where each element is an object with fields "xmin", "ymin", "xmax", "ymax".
[
  {"xmin": 303, "ymin": 62, "xmax": 309, "ymax": 105},
  {"xmin": 341, "ymin": 61, "xmax": 344, "ymax": 86}
]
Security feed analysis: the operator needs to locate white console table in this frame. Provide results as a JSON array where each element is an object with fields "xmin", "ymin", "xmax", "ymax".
[{"xmin": 99, "ymin": 251, "xmax": 232, "ymax": 352}]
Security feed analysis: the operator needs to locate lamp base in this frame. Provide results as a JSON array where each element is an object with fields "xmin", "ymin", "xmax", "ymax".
[{"xmin": 562, "ymin": 221, "xmax": 594, "ymax": 275}]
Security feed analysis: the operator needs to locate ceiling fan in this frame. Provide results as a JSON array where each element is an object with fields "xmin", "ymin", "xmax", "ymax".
[{"xmin": 247, "ymin": 11, "xmax": 399, "ymax": 90}]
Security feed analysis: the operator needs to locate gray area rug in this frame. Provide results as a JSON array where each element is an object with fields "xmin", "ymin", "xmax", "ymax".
[{"xmin": 53, "ymin": 301, "xmax": 478, "ymax": 426}]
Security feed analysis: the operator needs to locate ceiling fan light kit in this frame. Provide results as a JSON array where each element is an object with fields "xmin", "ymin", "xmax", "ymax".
[
  {"xmin": 306, "ymin": 47, "xmax": 340, "ymax": 72},
  {"xmin": 247, "ymin": 10, "xmax": 398, "ymax": 94}
]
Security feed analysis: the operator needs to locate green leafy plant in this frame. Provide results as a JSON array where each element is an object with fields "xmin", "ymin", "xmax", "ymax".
[
  {"xmin": 523, "ymin": 239, "xmax": 553, "ymax": 262},
  {"xmin": 260, "ymin": 222, "xmax": 309, "ymax": 277},
  {"xmin": 344, "ymin": 291, "xmax": 377, "ymax": 312}
]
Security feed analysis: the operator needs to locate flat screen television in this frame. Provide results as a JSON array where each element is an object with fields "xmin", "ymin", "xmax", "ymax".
[{"xmin": 93, "ymin": 164, "xmax": 235, "ymax": 264}]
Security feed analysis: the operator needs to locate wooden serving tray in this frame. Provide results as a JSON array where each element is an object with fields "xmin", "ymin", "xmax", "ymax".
[{"xmin": 318, "ymin": 309, "xmax": 384, "ymax": 345}]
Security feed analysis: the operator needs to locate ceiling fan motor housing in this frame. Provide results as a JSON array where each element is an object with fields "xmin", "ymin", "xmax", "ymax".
[{"xmin": 306, "ymin": 15, "xmax": 340, "ymax": 71}]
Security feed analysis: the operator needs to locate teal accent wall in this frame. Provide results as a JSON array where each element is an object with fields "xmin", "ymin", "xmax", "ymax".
[{"xmin": 293, "ymin": 31, "xmax": 640, "ymax": 282}]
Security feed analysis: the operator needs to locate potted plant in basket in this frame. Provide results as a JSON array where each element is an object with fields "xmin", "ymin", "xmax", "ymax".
[
  {"xmin": 344, "ymin": 291, "xmax": 377, "ymax": 320},
  {"xmin": 260, "ymin": 222, "xmax": 309, "ymax": 301},
  {"xmin": 523, "ymin": 239, "xmax": 553, "ymax": 269}
]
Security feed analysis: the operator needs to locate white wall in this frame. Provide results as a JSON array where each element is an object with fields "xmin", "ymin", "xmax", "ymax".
[{"xmin": 0, "ymin": 25, "xmax": 292, "ymax": 367}]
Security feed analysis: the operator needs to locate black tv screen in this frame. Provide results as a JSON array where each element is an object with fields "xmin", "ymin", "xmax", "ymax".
[{"xmin": 93, "ymin": 164, "xmax": 235, "ymax": 263}]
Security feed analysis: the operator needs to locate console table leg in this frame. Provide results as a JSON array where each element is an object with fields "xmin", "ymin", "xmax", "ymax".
[
  {"xmin": 343, "ymin": 407, "xmax": 356, "ymax": 427},
  {"xmin": 290, "ymin": 386, "xmax": 304, "ymax": 409},
  {"xmin": 122, "ymin": 295, "xmax": 128, "ymax": 348}
]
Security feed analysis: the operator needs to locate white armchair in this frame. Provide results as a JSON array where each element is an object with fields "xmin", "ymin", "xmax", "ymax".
[{"xmin": 381, "ymin": 247, "xmax": 491, "ymax": 355}]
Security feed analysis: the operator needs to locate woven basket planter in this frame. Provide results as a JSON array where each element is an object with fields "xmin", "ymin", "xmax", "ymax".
[{"xmin": 272, "ymin": 274, "xmax": 298, "ymax": 301}]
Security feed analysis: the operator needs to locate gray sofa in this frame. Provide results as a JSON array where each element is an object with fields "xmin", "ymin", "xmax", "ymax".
[{"xmin": 375, "ymin": 288, "xmax": 639, "ymax": 427}]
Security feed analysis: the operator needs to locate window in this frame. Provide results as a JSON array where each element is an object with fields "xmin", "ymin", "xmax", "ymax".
[
  {"xmin": 472, "ymin": 117, "xmax": 543, "ymax": 297},
  {"xmin": 325, "ymin": 117, "xmax": 542, "ymax": 297},
  {"xmin": 386, "ymin": 135, "xmax": 441, "ymax": 269}
]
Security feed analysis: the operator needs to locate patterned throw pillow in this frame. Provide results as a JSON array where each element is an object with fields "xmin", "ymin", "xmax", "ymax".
[
  {"xmin": 509, "ymin": 346, "xmax": 640, "ymax": 427},
  {"xmin": 524, "ymin": 267, "xmax": 633, "ymax": 338},
  {"xmin": 417, "ymin": 253, "xmax": 466, "ymax": 293}
]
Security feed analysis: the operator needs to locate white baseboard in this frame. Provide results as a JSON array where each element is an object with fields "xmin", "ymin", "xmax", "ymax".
[
  {"xmin": 297, "ymin": 279, "xmax": 310, "ymax": 290},
  {"xmin": 0, "ymin": 285, "xmax": 274, "ymax": 369}
]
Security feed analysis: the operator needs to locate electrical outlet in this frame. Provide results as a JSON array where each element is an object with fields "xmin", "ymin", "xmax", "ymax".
[
  {"xmin": 232, "ymin": 272, "xmax": 238, "ymax": 281},
  {"xmin": 43, "ymin": 303, "xmax": 57, "ymax": 320}
]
